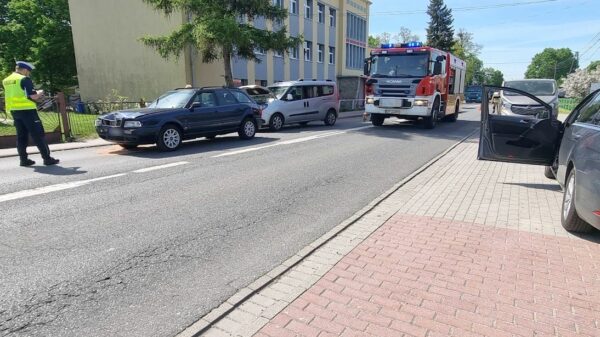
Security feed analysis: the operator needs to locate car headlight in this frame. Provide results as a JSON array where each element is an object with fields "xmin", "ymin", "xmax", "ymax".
[
  {"xmin": 124, "ymin": 120, "xmax": 142, "ymax": 128},
  {"xmin": 366, "ymin": 97, "xmax": 375, "ymax": 104},
  {"xmin": 414, "ymin": 99, "xmax": 428, "ymax": 107},
  {"xmin": 94, "ymin": 119, "xmax": 102, "ymax": 127}
]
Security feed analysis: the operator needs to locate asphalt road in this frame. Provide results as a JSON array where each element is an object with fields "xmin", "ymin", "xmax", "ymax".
[{"xmin": 0, "ymin": 106, "xmax": 480, "ymax": 337}]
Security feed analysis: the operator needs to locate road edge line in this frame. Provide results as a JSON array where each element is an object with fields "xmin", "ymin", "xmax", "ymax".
[{"xmin": 177, "ymin": 128, "xmax": 479, "ymax": 337}]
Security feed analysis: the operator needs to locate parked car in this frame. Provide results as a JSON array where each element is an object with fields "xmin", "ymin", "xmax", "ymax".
[
  {"xmin": 95, "ymin": 87, "xmax": 262, "ymax": 151},
  {"xmin": 499, "ymin": 79, "xmax": 559, "ymax": 118},
  {"xmin": 479, "ymin": 85, "xmax": 600, "ymax": 233},
  {"xmin": 262, "ymin": 80, "xmax": 340, "ymax": 131},
  {"xmin": 239, "ymin": 85, "xmax": 274, "ymax": 106}
]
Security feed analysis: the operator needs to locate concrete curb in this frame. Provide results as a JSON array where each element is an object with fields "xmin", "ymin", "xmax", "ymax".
[
  {"xmin": 177, "ymin": 128, "xmax": 480, "ymax": 337},
  {"xmin": 0, "ymin": 141, "xmax": 112, "ymax": 159}
]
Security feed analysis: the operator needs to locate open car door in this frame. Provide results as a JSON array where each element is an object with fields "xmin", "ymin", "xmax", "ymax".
[{"xmin": 478, "ymin": 85, "xmax": 563, "ymax": 166}]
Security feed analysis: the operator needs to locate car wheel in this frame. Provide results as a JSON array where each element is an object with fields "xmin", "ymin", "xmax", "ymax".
[
  {"xmin": 544, "ymin": 166, "xmax": 556, "ymax": 179},
  {"xmin": 324, "ymin": 109, "xmax": 337, "ymax": 126},
  {"xmin": 561, "ymin": 169, "xmax": 594, "ymax": 233},
  {"xmin": 238, "ymin": 118, "xmax": 257, "ymax": 140},
  {"xmin": 371, "ymin": 114, "xmax": 385, "ymax": 126},
  {"xmin": 119, "ymin": 144, "xmax": 138, "ymax": 150},
  {"xmin": 424, "ymin": 98, "xmax": 440, "ymax": 129},
  {"xmin": 157, "ymin": 124, "xmax": 182, "ymax": 151},
  {"xmin": 269, "ymin": 113, "xmax": 284, "ymax": 131}
]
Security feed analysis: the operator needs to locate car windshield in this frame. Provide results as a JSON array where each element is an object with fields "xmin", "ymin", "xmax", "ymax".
[
  {"xmin": 370, "ymin": 53, "xmax": 429, "ymax": 78},
  {"xmin": 268, "ymin": 86, "xmax": 290, "ymax": 100},
  {"xmin": 466, "ymin": 86, "xmax": 481, "ymax": 93},
  {"xmin": 147, "ymin": 90, "xmax": 195, "ymax": 109},
  {"xmin": 503, "ymin": 81, "xmax": 556, "ymax": 96}
]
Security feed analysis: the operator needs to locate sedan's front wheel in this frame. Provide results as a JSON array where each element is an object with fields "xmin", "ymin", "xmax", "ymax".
[
  {"xmin": 561, "ymin": 169, "xmax": 594, "ymax": 233},
  {"xmin": 157, "ymin": 124, "xmax": 182, "ymax": 151}
]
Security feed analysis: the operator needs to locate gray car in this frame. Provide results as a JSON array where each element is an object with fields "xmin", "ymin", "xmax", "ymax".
[
  {"xmin": 479, "ymin": 86, "xmax": 600, "ymax": 233},
  {"xmin": 500, "ymin": 79, "xmax": 559, "ymax": 118}
]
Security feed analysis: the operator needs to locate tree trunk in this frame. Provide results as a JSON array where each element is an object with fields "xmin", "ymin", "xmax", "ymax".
[{"xmin": 223, "ymin": 46, "xmax": 234, "ymax": 88}]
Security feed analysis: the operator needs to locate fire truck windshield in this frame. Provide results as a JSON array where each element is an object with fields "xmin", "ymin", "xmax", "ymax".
[{"xmin": 370, "ymin": 53, "xmax": 429, "ymax": 78}]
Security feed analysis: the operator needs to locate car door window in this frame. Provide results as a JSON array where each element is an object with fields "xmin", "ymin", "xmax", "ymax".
[
  {"xmin": 193, "ymin": 92, "xmax": 218, "ymax": 108},
  {"xmin": 287, "ymin": 86, "xmax": 305, "ymax": 101},
  {"xmin": 303, "ymin": 85, "xmax": 318, "ymax": 99},
  {"xmin": 318, "ymin": 85, "xmax": 334, "ymax": 97},
  {"xmin": 216, "ymin": 90, "xmax": 238, "ymax": 105},
  {"xmin": 575, "ymin": 92, "xmax": 600, "ymax": 125}
]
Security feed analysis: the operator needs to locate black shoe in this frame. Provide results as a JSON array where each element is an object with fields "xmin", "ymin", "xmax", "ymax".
[
  {"xmin": 43, "ymin": 157, "xmax": 60, "ymax": 166},
  {"xmin": 20, "ymin": 159, "xmax": 36, "ymax": 167}
]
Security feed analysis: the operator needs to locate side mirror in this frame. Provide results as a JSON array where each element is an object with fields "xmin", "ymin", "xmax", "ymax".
[
  {"xmin": 363, "ymin": 58, "xmax": 371, "ymax": 76},
  {"xmin": 433, "ymin": 62, "xmax": 442, "ymax": 75},
  {"xmin": 286, "ymin": 93, "xmax": 294, "ymax": 101}
]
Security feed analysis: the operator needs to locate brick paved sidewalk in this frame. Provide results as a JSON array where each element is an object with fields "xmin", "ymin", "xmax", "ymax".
[{"xmin": 187, "ymin": 136, "xmax": 600, "ymax": 337}]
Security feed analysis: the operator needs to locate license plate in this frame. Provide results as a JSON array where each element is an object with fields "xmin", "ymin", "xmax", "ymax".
[{"xmin": 381, "ymin": 98, "xmax": 404, "ymax": 108}]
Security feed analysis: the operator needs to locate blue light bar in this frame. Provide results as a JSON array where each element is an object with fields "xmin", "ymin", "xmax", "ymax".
[
  {"xmin": 380, "ymin": 43, "xmax": 395, "ymax": 49},
  {"xmin": 405, "ymin": 41, "xmax": 423, "ymax": 48},
  {"xmin": 380, "ymin": 42, "xmax": 423, "ymax": 49}
]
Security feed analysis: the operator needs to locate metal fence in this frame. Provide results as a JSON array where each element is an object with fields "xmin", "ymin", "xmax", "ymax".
[
  {"xmin": 67, "ymin": 101, "xmax": 143, "ymax": 138},
  {"xmin": 340, "ymin": 99, "xmax": 365, "ymax": 112},
  {"xmin": 0, "ymin": 96, "xmax": 62, "ymax": 137}
]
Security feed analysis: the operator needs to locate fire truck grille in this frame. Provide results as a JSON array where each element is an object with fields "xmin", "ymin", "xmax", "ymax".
[{"xmin": 379, "ymin": 84, "xmax": 412, "ymax": 97}]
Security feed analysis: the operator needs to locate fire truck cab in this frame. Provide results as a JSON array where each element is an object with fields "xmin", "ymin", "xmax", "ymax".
[{"xmin": 364, "ymin": 42, "xmax": 466, "ymax": 129}]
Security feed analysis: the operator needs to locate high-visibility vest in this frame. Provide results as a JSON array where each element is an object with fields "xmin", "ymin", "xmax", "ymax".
[{"xmin": 2, "ymin": 72, "xmax": 37, "ymax": 113}]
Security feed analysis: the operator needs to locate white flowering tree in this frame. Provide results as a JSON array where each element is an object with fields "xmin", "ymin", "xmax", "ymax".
[{"xmin": 563, "ymin": 68, "xmax": 600, "ymax": 99}]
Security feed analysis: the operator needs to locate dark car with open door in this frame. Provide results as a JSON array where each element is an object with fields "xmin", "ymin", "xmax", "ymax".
[{"xmin": 479, "ymin": 85, "xmax": 600, "ymax": 233}]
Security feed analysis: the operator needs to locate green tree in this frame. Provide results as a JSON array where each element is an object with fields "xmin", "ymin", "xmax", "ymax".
[
  {"xmin": 451, "ymin": 28, "xmax": 481, "ymax": 58},
  {"xmin": 587, "ymin": 60, "xmax": 600, "ymax": 71},
  {"xmin": 141, "ymin": 0, "xmax": 302, "ymax": 88},
  {"xmin": 368, "ymin": 35, "xmax": 381, "ymax": 48},
  {"xmin": 481, "ymin": 67, "xmax": 504, "ymax": 86},
  {"xmin": 0, "ymin": 0, "xmax": 77, "ymax": 92},
  {"xmin": 525, "ymin": 48, "xmax": 578, "ymax": 81},
  {"xmin": 426, "ymin": 0, "xmax": 454, "ymax": 51},
  {"xmin": 468, "ymin": 56, "xmax": 483, "ymax": 85}
]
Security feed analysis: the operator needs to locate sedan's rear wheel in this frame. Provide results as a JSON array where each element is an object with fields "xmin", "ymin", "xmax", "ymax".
[
  {"xmin": 238, "ymin": 118, "xmax": 257, "ymax": 140},
  {"xmin": 157, "ymin": 124, "xmax": 182, "ymax": 151},
  {"xmin": 561, "ymin": 169, "xmax": 594, "ymax": 233}
]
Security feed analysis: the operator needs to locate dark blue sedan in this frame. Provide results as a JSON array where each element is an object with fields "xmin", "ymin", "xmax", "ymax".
[
  {"xmin": 479, "ymin": 86, "xmax": 600, "ymax": 233},
  {"xmin": 95, "ymin": 87, "xmax": 263, "ymax": 151}
]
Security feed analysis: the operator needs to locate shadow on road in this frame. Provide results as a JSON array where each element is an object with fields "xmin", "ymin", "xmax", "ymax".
[
  {"xmin": 354, "ymin": 119, "xmax": 481, "ymax": 142},
  {"xmin": 101, "ymin": 136, "xmax": 279, "ymax": 159},
  {"xmin": 502, "ymin": 182, "xmax": 562, "ymax": 192},
  {"xmin": 32, "ymin": 165, "xmax": 87, "ymax": 176}
]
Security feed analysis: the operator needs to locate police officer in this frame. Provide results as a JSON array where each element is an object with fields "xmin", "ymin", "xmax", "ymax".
[{"xmin": 2, "ymin": 61, "xmax": 59, "ymax": 166}]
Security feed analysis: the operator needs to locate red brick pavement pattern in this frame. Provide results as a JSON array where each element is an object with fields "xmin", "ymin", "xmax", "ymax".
[{"xmin": 256, "ymin": 214, "xmax": 600, "ymax": 337}]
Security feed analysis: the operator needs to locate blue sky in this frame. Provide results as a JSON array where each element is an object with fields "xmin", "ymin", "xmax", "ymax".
[{"xmin": 368, "ymin": 0, "xmax": 600, "ymax": 80}]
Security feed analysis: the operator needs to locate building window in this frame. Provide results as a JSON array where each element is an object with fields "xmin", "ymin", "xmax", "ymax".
[
  {"xmin": 274, "ymin": 49, "xmax": 283, "ymax": 57},
  {"xmin": 274, "ymin": 0, "xmax": 283, "ymax": 8},
  {"xmin": 304, "ymin": 41, "xmax": 312, "ymax": 61},
  {"xmin": 345, "ymin": 12, "xmax": 367, "ymax": 70},
  {"xmin": 304, "ymin": 0, "xmax": 313, "ymax": 20},
  {"xmin": 255, "ymin": 80, "xmax": 268, "ymax": 87},
  {"xmin": 290, "ymin": 0, "xmax": 298, "ymax": 15},
  {"xmin": 254, "ymin": 47, "xmax": 266, "ymax": 55},
  {"xmin": 329, "ymin": 46, "xmax": 335, "ymax": 64},
  {"xmin": 290, "ymin": 46, "xmax": 299, "ymax": 59},
  {"xmin": 317, "ymin": 3, "xmax": 325, "ymax": 23},
  {"xmin": 318, "ymin": 44, "xmax": 324, "ymax": 63},
  {"xmin": 329, "ymin": 8, "xmax": 336, "ymax": 27}
]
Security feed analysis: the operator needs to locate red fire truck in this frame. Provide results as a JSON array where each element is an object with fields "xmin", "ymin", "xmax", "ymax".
[{"xmin": 364, "ymin": 42, "xmax": 466, "ymax": 129}]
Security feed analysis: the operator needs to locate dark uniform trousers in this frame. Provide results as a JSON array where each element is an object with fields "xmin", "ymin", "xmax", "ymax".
[{"xmin": 12, "ymin": 109, "xmax": 51, "ymax": 161}]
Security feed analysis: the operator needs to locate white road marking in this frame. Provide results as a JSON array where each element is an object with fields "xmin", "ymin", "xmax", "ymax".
[
  {"xmin": 132, "ymin": 161, "xmax": 189, "ymax": 173},
  {"xmin": 213, "ymin": 126, "xmax": 371, "ymax": 158},
  {"xmin": 0, "ymin": 173, "xmax": 127, "ymax": 203}
]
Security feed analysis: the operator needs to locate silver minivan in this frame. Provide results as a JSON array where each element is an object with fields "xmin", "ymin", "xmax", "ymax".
[
  {"xmin": 499, "ymin": 79, "xmax": 559, "ymax": 118},
  {"xmin": 261, "ymin": 80, "xmax": 340, "ymax": 131}
]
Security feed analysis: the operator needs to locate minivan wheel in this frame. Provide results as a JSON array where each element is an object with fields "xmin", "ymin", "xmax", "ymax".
[
  {"xmin": 269, "ymin": 114, "xmax": 284, "ymax": 131},
  {"xmin": 561, "ymin": 169, "xmax": 594, "ymax": 233},
  {"xmin": 544, "ymin": 166, "xmax": 556, "ymax": 179},
  {"xmin": 324, "ymin": 110, "xmax": 337, "ymax": 126},
  {"xmin": 157, "ymin": 124, "xmax": 182, "ymax": 151},
  {"xmin": 238, "ymin": 118, "xmax": 257, "ymax": 140}
]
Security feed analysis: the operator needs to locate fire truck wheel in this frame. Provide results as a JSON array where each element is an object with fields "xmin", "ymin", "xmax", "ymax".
[
  {"xmin": 424, "ymin": 98, "xmax": 440, "ymax": 129},
  {"xmin": 371, "ymin": 114, "xmax": 385, "ymax": 126},
  {"xmin": 444, "ymin": 102, "xmax": 459, "ymax": 122}
]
